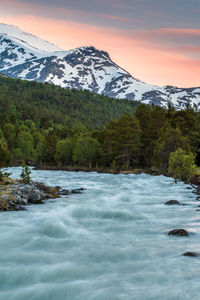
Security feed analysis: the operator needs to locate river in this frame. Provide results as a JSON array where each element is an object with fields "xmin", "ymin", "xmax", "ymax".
[{"xmin": 0, "ymin": 167, "xmax": 200, "ymax": 300}]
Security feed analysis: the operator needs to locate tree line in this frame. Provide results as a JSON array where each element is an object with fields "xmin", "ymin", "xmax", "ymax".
[{"xmin": 0, "ymin": 75, "xmax": 200, "ymax": 181}]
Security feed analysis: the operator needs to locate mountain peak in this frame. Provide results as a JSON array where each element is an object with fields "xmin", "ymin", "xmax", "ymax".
[{"xmin": 0, "ymin": 24, "xmax": 200, "ymax": 109}]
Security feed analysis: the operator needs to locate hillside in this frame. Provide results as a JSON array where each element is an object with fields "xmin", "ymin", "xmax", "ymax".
[{"xmin": 0, "ymin": 75, "xmax": 138, "ymax": 129}]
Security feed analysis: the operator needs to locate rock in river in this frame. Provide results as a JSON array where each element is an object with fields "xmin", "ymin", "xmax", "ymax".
[
  {"xmin": 0, "ymin": 179, "xmax": 61, "ymax": 211},
  {"xmin": 182, "ymin": 252, "xmax": 200, "ymax": 257},
  {"xmin": 165, "ymin": 200, "xmax": 181, "ymax": 205},
  {"xmin": 60, "ymin": 189, "xmax": 71, "ymax": 195},
  {"xmin": 28, "ymin": 190, "xmax": 44, "ymax": 204},
  {"xmin": 71, "ymin": 188, "xmax": 85, "ymax": 194},
  {"xmin": 168, "ymin": 229, "xmax": 189, "ymax": 237}
]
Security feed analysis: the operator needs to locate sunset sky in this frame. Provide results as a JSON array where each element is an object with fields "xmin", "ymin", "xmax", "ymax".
[{"xmin": 1, "ymin": 0, "xmax": 200, "ymax": 87}]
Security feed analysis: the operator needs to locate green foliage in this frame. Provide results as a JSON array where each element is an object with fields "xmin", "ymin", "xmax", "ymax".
[
  {"xmin": 2, "ymin": 123, "xmax": 16, "ymax": 149},
  {"xmin": 0, "ymin": 127, "xmax": 6, "ymax": 144},
  {"xmin": 99, "ymin": 113, "xmax": 141, "ymax": 168},
  {"xmin": 55, "ymin": 139, "xmax": 73, "ymax": 165},
  {"xmin": 169, "ymin": 148, "xmax": 197, "ymax": 183},
  {"xmin": 16, "ymin": 130, "xmax": 34, "ymax": 161},
  {"xmin": 0, "ymin": 141, "xmax": 12, "ymax": 182},
  {"xmin": 73, "ymin": 136, "xmax": 101, "ymax": 168},
  {"xmin": 135, "ymin": 104, "xmax": 166, "ymax": 166},
  {"xmin": 0, "ymin": 169, "xmax": 11, "ymax": 182},
  {"xmin": 20, "ymin": 163, "xmax": 31, "ymax": 184},
  {"xmin": 0, "ymin": 76, "xmax": 138, "ymax": 129},
  {"xmin": 152, "ymin": 123, "xmax": 189, "ymax": 173},
  {"xmin": 0, "ymin": 141, "xmax": 11, "ymax": 167},
  {"xmin": 1, "ymin": 74, "xmax": 200, "ymax": 177}
]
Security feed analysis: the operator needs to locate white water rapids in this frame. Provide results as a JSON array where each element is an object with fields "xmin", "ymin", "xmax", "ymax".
[{"xmin": 0, "ymin": 167, "xmax": 200, "ymax": 299}]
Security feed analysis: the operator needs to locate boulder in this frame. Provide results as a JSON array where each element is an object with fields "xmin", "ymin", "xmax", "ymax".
[
  {"xmin": 11, "ymin": 194, "xmax": 22, "ymax": 204},
  {"xmin": 193, "ymin": 189, "xmax": 200, "ymax": 195},
  {"xmin": 28, "ymin": 190, "xmax": 44, "ymax": 204},
  {"xmin": 60, "ymin": 189, "xmax": 71, "ymax": 195},
  {"xmin": 182, "ymin": 252, "xmax": 200, "ymax": 257},
  {"xmin": 168, "ymin": 229, "xmax": 189, "ymax": 236},
  {"xmin": 71, "ymin": 188, "xmax": 85, "ymax": 194},
  {"xmin": 165, "ymin": 200, "xmax": 181, "ymax": 205},
  {"xmin": 55, "ymin": 186, "xmax": 61, "ymax": 190},
  {"xmin": 21, "ymin": 198, "xmax": 28, "ymax": 205},
  {"xmin": 16, "ymin": 206, "xmax": 27, "ymax": 211},
  {"xmin": 33, "ymin": 182, "xmax": 52, "ymax": 194}
]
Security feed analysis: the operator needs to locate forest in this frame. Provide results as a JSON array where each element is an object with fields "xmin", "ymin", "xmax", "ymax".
[{"xmin": 0, "ymin": 75, "xmax": 200, "ymax": 180}]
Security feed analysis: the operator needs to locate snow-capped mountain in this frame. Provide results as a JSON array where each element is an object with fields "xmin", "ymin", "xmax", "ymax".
[{"xmin": 0, "ymin": 23, "xmax": 200, "ymax": 109}]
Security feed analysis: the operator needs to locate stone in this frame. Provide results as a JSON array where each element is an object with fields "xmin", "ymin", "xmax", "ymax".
[
  {"xmin": 28, "ymin": 190, "xmax": 43, "ymax": 204},
  {"xmin": 55, "ymin": 186, "xmax": 61, "ymax": 190},
  {"xmin": 193, "ymin": 189, "xmax": 200, "ymax": 195},
  {"xmin": 21, "ymin": 198, "xmax": 28, "ymax": 205},
  {"xmin": 168, "ymin": 229, "xmax": 189, "ymax": 236},
  {"xmin": 182, "ymin": 252, "xmax": 200, "ymax": 257},
  {"xmin": 10, "ymin": 194, "xmax": 22, "ymax": 204},
  {"xmin": 165, "ymin": 200, "xmax": 181, "ymax": 205},
  {"xmin": 33, "ymin": 182, "xmax": 51, "ymax": 193},
  {"xmin": 60, "ymin": 189, "xmax": 71, "ymax": 195},
  {"xmin": 71, "ymin": 188, "xmax": 84, "ymax": 194},
  {"xmin": 16, "ymin": 206, "xmax": 27, "ymax": 211}
]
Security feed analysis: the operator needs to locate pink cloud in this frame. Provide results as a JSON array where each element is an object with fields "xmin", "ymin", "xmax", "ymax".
[
  {"xmin": 155, "ymin": 28, "xmax": 200, "ymax": 36},
  {"xmin": 105, "ymin": 15, "xmax": 131, "ymax": 22},
  {"xmin": 183, "ymin": 46, "xmax": 200, "ymax": 53}
]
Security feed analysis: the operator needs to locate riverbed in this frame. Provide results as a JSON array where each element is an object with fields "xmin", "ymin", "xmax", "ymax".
[{"xmin": 0, "ymin": 167, "xmax": 199, "ymax": 300}]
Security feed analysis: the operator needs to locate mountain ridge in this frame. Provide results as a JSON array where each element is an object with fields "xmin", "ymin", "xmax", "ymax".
[{"xmin": 0, "ymin": 23, "xmax": 200, "ymax": 109}]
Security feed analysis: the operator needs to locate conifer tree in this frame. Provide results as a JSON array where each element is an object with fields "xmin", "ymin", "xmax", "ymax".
[
  {"xmin": 152, "ymin": 122, "xmax": 189, "ymax": 173},
  {"xmin": 20, "ymin": 163, "xmax": 31, "ymax": 184}
]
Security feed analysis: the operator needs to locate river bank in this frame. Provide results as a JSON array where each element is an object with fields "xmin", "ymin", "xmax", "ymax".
[
  {"xmin": 0, "ymin": 177, "xmax": 61, "ymax": 211},
  {"xmin": 34, "ymin": 165, "xmax": 200, "ymax": 186},
  {"xmin": 34, "ymin": 165, "xmax": 161, "ymax": 175},
  {"xmin": 0, "ymin": 175, "xmax": 85, "ymax": 212},
  {"xmin": 1, "ymin": 165, "xmax": 200, "ymax": 212}
]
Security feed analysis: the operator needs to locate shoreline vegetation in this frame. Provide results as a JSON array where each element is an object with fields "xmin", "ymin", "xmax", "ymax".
[
  {"xmin": 1, "ymin": 75, "xmax": 200, "ymax": 213},
  {"xmin": 1, "ymin": 76, "xmax": 200, "ymax": 184}
]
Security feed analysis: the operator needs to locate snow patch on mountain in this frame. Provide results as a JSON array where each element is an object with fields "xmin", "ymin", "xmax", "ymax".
[{"xmin": 0, "ymin": 23, "xmax": 62, "ymax": 53}]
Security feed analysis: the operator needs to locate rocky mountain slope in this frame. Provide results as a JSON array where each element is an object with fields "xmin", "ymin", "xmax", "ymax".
[{"xmin": 0, "ymin": 23, "xmax": 200, "ymax": 109}]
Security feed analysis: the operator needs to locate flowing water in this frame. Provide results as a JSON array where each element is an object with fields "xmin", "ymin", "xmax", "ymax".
[{"xmin": 0, "ymin": 167, "xmax": 200, "ymax": 300}]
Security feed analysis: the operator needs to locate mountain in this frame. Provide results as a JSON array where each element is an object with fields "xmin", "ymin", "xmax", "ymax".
[{"xmin": 0, "ymin": 23, "xmax": 200, "ymax": 109}]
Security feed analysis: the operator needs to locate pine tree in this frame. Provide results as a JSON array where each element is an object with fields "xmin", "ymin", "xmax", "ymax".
[
  {"xmin": 152, "ymin": 122, "xmax": 189, "ymax": 173},
  {"xmin": 20, "ymin": 163, "xmax": 31, "ymax": 184}
]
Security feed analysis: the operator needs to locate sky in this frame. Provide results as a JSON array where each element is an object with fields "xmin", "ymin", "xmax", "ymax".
[{"xmin": 0, "ymin": 0, "xmax": 200, "ymax": 87}]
